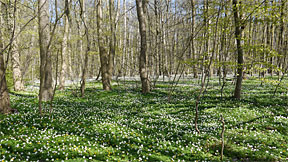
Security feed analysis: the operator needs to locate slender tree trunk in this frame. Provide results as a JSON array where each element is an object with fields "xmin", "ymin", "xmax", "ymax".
[
  {"xmin": 277, "ymin": 0, "xmax": 285, "ymax": 77},
  {"xmin": 191, "ymin": 0, "xmax": 197, "ymax": 78},
  {"xmin": 80, "ymin": 0, "xmax": 90, "ymax": 97},
  {"xmin": 206, "ymin": 0, "xmax": 211, "ymax": 78},
  {"xmin": 163, "ymin": 2, "xmax": 169, "ymax": 77},
  {"xmin": 67, "ymin": 28, "xmax": 73, "ymax": 78},
  {"xmin": 59, "ymin": 0, "xmax": 70, "ymax": 90},
  {"xmin": 264, "ymin": 5, "xmax": 270, "ymax": 77},
  {"xmin": 260, "ymin": 1, "xmax": 268, "ymax": 78},
  {"xmin": 233, "ymin": 0, "xmax": 244, "ymax": 99},
  {"xmin": 136, "ymin": 0, "xmax": 150, "ymax": 93},
  {"xmin": 126, "ymin": 2, "xmax": 131, "ymax": 77},
  {"xmin": 219, "ymin": 5, "xmax": 227, "ymax": 85},
  {"xmin": 154, "ymin": 0, "xmax": 160, "ymax": 77},
  {"xmin": 38, "ymin": 0, "xmax": 53, "ymax": 102},
  {"xmin": 129, "ymin": 33, "xmax": 133, "ymax": 77},
  {"xmin": 77, "ymin": 19, "xmax": 83, "ymax": 78},
  {"xmin": 108, "ymin": 0, "xmax": 116, "ymax": 82},
  {"xmin": 201, "ymin": 0, "xmax": 210, "ymax": 83},
  {"xmin": 269, "ymin": 1, "xmax": 275, "ymax": 76},
  {"xmin": 122, "ymin": 0, "xmax": 127, "ymax": 77},
  {"xmin": 29, "ymin": 25, "xmax": 37, "ymax": 83}
]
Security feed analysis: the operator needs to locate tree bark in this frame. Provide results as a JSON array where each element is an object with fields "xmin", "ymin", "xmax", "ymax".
[
  {"xmin": 97, "ymin": 0, "xmax": 112, "ymax": 91},
  {"xmin": 4, "ymin": 1, "xmax": 24, "ymax": 91},
  {"xmin": 233, "ymin": 0, "xmax": 244, "ymax": 99},
  {"xmin": 0, "ymin": 5, "xmax": 11, "ymax": 114},
  {"xmin": 269, "ymin": 0, "xmax": 275, "ymax": 76},
  {"xmin": 122, "ymin": 0, "xmax": 127, "ymax": 77},
  {"xmin": 11, "ymin": 35, "xmax": 24, "ymax": 91},
  {"xmin": 108, "ymin": 0, "xmax": 116, "ymax": 81},
  {"xmin": 10, "ymin": 26, "xmax": 24, "ymax": 91},
  {"xmin": 80, "ymin": 0, "xmax": 90, "ymax": 97},
  {"xmin": 191, "ymin": 0, "xmax": 197, "ymax": 78},
  {"xmin": 0, "ymin": 52, "xmax": 11, "ymax": 114},
  {"xmin": 59, "ymin": 0, "xmax": 70, "ymax": 90},
  {"xmin": 277, "ymin": 0, "xmax": 285, "ymax": 76},
  {"xmin": 136, "ymin": 0, "xmax": 150, "ymax": 93},
  {"xmin": 38, "ymin": 0, "xmax": 53, "ymax": 102}
]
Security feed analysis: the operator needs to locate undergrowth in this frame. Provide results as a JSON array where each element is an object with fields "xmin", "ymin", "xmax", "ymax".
[{"xmin": 0, "ymin": 77, "xmax": 287, "ymax": 161}]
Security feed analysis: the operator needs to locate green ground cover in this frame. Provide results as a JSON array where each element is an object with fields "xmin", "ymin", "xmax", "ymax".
[{"xmin": 0, "ymin": 77, "xmax": 288, "ymax": 161}]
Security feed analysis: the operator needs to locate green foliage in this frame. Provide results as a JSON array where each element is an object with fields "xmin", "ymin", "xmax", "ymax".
[
  {"xmin": 0, "ymin": 78, "xmax": 288, "ymax": 161},
  {"xmin": 88, "ymin": 51, "xmax": 99, "ymax": 56}
]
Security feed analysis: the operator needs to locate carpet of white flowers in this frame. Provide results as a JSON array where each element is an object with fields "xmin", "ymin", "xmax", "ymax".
[{"xmin": 0, "ymin": 78, "xmax": 288, "ymax": 161}]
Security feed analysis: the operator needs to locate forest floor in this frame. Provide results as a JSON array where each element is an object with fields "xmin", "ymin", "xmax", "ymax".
[{"xmin": 1, "ymin": 76, "xmax": 288, "ymax": 161}]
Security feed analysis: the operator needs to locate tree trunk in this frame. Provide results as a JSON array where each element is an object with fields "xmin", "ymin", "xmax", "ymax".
[
  {"xmin": 0, "ymin": 53, "xmax": 11, "ymax": 114},
  {"xmin": 97, "ymin": 0, "xmax": 112, "ymax": 91},
  {"xmin": 10, "ymin": 27, "xmax": 24, "ymax": 91},
  {"xmin": 108, "ymin": 0, "xmax": 116, "ymax": 82},
  {"xmin": 38, "ymin": 0, "xmax": 53, "ymax": 102},
  {"xmin": 122, "ymin": 0, "xmax": 127, "ymax": 77},
  {"xmin": 277, "ymin": 0, "xmax": 285, "ymax": 76},
  {"xmin": 80, "ymin": 0, "xmax": 90, "ymax": 97},
  {"xmin": 11, "ymin": 38, "xmax": 24, "ymax": 91},
  {"xmin": 0, "ymin": 5, "xmax": 11, "ymax": 114},
  {"xmin": 59, "ymin": 0, "xmax": 70, "ymax": 90},
  {"xmin": 233, "ymin": 0, "xmax": 244, "ymax": 99},
  {"xmin": 4, "ymin": 1, "xmax": 24, "ymax": 91},
  {"xmin": 136, "ymin": 0, "xmax": 150, "ymax": 93},
  {"xmin": 154, "ymin": 0, "xmax": 161, "ymax": 77},
  {"xmin": 191, "ymin": 0, "xmax": 198, "ymax": 78},
  {"xmin": 269, "ymin": 1, "xmax": 275, "ymax": 76}
]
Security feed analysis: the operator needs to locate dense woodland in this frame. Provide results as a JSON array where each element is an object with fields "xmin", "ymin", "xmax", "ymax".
[{"xmin": 0, "ymin": 0, "xmax": 288, "ymax": 161}]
